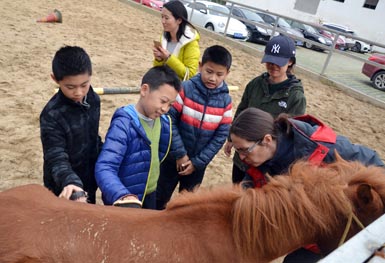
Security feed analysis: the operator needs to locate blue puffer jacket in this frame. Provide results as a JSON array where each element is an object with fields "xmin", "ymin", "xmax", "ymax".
[
  {"xmin": 95, "ymin": 105, "xmax": 172, "ymax": 205},
  {"xmin": 169, "ymin": 74, "xmax": 232, "ymax": 170}
]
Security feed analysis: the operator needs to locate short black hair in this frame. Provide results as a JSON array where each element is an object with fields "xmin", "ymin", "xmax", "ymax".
[
  {"xmin": 141, "ymin": 65, "xmax": 181, "ymax": 92},
  {"xmin": 52, "ymin": 46, "xmax": 92, "ymax": 81},
  {"xmin": 201, "ymin": 45, "xmax": 232, "ymax": 70}
]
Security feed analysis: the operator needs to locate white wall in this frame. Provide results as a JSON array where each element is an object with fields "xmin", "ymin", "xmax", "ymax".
[{"xmin": 231, "ymin": 0, "xmax": 385, "ymax": 49}]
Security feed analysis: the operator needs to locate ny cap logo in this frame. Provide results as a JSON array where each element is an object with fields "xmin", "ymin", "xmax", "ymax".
[
  {"xmin": 271, "ymin": 44, "xmax": 281, "ymax": 54},
  {"xmin": 278, "ymin": 101, "xmax": 287, "ymax": 108}
]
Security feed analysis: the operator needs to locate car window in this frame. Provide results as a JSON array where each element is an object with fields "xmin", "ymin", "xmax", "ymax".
[
  {"xmin": 232, "ymin": 8, "xmax": 242, "ymax": 18},
  {"xmin": 193, "ymin": 3, "xmax": 206, "ymax": 12},
  {"xmin": 291, "ymin": 21, "xmax": 304, "ymax": 30},
  {"xmin": 207, "ymin": 4, "xmax": 229, "ymax": 16},
  {"xmin": 278, "ymin": 18, "xmax": 291, "ymax": 28},
  {"xmin": 258, "ymin": 13, "xmax": 275, "ymax": 24},
  {"xmin": 304, "ymin": 24, "xmax": 318, "ymax": 34},
  {"xmin": 242, "ymin": 8, "xmax": 264, "ymax": 22}
]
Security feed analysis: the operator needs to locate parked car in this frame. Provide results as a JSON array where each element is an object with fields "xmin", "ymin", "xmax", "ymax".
[
  {"xmin": 286, "ymin": 20, "xmax": 332, "ymax": 51},
  {"xmin": 318, "ymin": 29, "xmax": 347, "ymax": 51},
  {"xmin": 256, "ymin": 11, "xmax": 304, "ymax": 46},
  {"xmin": 133, "ymin": 0, "xmax": 164, "ymax": 11},
  {"xmin": 322, "ymin": 23, "xmax": 371, "ymax": 53},
  {"xmin": 185, "ymin": 1, "xmax": 248, "ymax": 39},
  {"xmin": 362, "ymin": 53, "xmax": 385, "ymax": 91},
  {"xmin": 228, "ymin": 6, "xmax": 274, "ymax": 44}
]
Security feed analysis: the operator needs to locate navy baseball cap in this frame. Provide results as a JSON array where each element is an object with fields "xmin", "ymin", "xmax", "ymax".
[{"xmin": 261, "ymin": 35, "xmax": 296, "ymax": 67}]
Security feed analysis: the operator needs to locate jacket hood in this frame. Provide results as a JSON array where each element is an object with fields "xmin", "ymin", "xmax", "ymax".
[{"xmin": 262, "ymin": 72, "xmax": 304, "ymax": 92}]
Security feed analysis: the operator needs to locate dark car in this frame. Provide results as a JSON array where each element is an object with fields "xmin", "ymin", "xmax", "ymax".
[
  {"xmin": 287, "ymin": 20, "xmax": 332, "ymax": 51},
  {"xmin": 229, "ymin": 6, "xmax": 273, "ymax": 44},
  {"xmin": 362, "ymin": 53, "xmax": 385, "ymax": 91},
  {"xmin": 256, "ymin": 11, "xmax": 304, "ymax": 46}
]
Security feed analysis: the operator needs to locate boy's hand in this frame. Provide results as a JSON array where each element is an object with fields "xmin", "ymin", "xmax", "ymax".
[
  {"xmin": 113, "ymin": 195, "xmax": 142, "ymax": 208},
  {"xmin": 178, "ymin": 160, "xmax": 195, "ymax": 176},
  {"xmin": 59, "ymin": 184, "xmax": 88, "ymax": 203},
  {"xmin": 176, "ymin": 155, "xmax": 189, "ymax": 172},
  {"xmin": 224, "ymin": 141, "xmax": 233, "ymax": 157}
]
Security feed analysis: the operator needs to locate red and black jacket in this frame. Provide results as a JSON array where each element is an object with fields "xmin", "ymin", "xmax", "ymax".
[{"xmin": 246, "ymin": 114, "xmax": 383, "ymax": 187}]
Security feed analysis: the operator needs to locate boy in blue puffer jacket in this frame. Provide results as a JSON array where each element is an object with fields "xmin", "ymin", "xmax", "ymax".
[
  {"xmin": 95, "ymin": 65, "xmax": 181, "ymax": 209},
  {"xmin": 156, "ymin": 45, "xmax": 233, "ymax": 209}
]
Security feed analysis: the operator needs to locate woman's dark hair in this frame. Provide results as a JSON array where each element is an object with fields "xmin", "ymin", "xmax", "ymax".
[
  {"xmin": 230, "ymin": 108, "xmax": 293, "ymax": 141},
  {"xmin": 163, "ymin": 0, "xmax": 195, "ymax": 42},
  {"xmin": 287, "ymin": 57, "xmax": 296, "ymax": 75}
]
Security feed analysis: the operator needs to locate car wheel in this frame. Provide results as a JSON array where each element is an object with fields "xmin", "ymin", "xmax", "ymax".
[
  {"xmin": 372, "ymin": 71, "xmax": 385, "ymax": 91},
  {"xmin": 305, "ymin": 42, "xmax": 313, "ymax": 49},
  {"xmin": 245, "ymin": 28, "xmax": 252, "ymax": 42},
  {"xmin": 351, "ymin": 42, "xmax": 361, "ymax": 53},
  {"xmin": 205, "ymin": 24, "xmax": 214, "ymax": 31}
]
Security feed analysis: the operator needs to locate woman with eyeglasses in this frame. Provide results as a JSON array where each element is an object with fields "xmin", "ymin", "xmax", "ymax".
[
  {"xmin": 230, "ymin": 107, "xmax": 384, "ymax": 189},
  {"xmin": 231, "ymin": 108, "xmax": 384, "ymax": 262}
]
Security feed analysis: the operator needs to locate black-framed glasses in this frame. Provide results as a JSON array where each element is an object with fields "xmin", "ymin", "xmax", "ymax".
[{"xmin": 234, "ymin": 140, "xmax": 261, "ymax": 155}]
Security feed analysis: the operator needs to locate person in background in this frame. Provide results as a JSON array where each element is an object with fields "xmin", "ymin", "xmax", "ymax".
[
  {"xmin": 40, "ymin": 46, "xmax": 102, "ymax": 204},
  {"xmin": 153, "ymin": 0, "xmax": 200, "ymax": 81},
  {"xmin": 229, "ymin": 107, "xmax": 384, "ymax": 262},
  {"xmin": 95, "ymin": 65, "xmax": 181, "ymax": 210},
  {"xmin": 156, "ymin": 45, "xmax": 233, "ymax": 210},
  {"xmin": 224, "ymin": 34, "xmax": 306, "ymax": 184}
]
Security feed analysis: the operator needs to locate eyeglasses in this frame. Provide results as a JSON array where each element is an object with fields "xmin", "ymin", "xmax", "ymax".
[{"xmin": 234, "ymin": 140, "xmax": 261, "ymax": 155}]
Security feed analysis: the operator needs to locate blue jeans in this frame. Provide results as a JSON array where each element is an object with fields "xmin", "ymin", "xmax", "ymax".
[{"xmin": 156, "ymin": 158, "xmax": 206, "ymax": 210}]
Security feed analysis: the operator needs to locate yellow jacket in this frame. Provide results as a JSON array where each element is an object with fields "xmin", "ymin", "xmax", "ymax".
[{"xmin": 154, "ymin": 25, "xmax": 200, "ymax": 80}]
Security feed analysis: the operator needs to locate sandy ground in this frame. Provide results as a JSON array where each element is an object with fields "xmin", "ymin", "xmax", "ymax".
[{"xmin": 1, "ymin": 0, "xmax": 385, "ymax": 261}]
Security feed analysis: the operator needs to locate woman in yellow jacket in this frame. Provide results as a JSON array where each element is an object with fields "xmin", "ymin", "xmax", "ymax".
[{"xmin": 153, "ymin": 0, "xmax": 200, "ymax": 80}]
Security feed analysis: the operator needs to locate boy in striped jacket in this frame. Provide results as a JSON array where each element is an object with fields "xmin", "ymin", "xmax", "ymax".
[{"xmin": 156, "ymin": 45, "xmax": 233, "ymax": 209}]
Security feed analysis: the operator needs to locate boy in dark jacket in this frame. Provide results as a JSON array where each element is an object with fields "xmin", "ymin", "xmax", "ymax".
[
  {"xmin": 156, "ymin": 45, "xmax": 233, "ymax": 209},
  {"xmin": 40, "ymin": 46, "xmax": 102, "ymax": 204},
  {"xmin": 95, "ymin": 65, "xmax": 181, "ymax": 209}
]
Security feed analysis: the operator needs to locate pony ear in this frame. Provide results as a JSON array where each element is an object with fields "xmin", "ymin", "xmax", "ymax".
[{"xmin": 357, "ymin": 183, "xmax": 373, "ymax": 204}]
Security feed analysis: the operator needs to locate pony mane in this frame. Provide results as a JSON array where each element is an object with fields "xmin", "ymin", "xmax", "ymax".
[
  {"xmin": 164, "ymin": 157, "xmax": 385, "ymax": 262},
  {"xmin": 232, "ymin": 158, "xmax": 384, "ymax": 261}
]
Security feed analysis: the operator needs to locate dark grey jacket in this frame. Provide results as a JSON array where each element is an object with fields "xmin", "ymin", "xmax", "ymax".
[{"xmin": 40, "ymin": 87, "xmax": 102, "ymax": 203}]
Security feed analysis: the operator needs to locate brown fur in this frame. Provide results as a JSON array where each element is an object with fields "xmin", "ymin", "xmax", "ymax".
[{"xmin": 0, "ymin": 157, "xmax": 384, "ymax": 263}]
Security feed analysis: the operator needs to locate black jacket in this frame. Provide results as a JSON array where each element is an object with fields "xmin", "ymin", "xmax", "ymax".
[{"xmin": 40, "ymin": 87, "xmax": 102, "ymax": 203}]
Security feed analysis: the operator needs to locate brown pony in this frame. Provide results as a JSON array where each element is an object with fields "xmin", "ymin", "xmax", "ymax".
[{"xmin": 0, "ymin": 157, "xmax": 384, "ymax": 263}]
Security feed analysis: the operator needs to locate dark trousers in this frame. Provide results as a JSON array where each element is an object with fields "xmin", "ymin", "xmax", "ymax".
[
  {"xmin": 283, "ymin": 248, "xmax": 323, "ymax": 263},
  {"xmin": 156, "ymin": 159, "xmax": 206, "ymax": 210},
  {"xmin": 232, "ymin": 164, "xmax": 246, "ymax": 184},
  {"xmin": 142, "ymin": 191, "xmax": 156, "ymax": 209}
]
